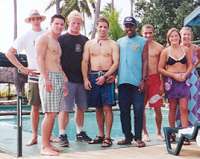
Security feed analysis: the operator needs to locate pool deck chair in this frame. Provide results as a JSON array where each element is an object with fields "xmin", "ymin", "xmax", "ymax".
[{"xmin": 163, "ymin": 122, "xmax": 200, "ymax": 156}]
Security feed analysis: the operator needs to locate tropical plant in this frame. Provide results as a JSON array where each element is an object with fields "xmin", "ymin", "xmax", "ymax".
[
  {"xmin": 45, "ymin": 0, "xmax": 94, "ymax": 34},
  {"xmin": 135, "ymin": 0, "xmax": 200, "ymax": 44},
  {"xmin": 101, "ymin": 3, "xmax": 124, "ymax": 40}
]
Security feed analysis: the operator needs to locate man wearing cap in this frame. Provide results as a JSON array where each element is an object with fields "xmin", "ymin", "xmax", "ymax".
[
  {"xmin": 6, "ymin": 9, "xmax": 46, "ymax": 146},
  {"xmin": 117, "ymin": 16, "xmax": 148, "ymax": 147},
  {"xmin": 141, "ymin": 24, "xmax": 164, "ymax": 142}
]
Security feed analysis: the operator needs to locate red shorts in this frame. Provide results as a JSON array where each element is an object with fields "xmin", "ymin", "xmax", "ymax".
[{"xmin": 145, "ymin": 74, "xmax": 163, "ymax": 108}]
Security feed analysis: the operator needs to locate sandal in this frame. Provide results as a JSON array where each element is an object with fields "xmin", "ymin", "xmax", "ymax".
[
  {"xmin": 101, "ymin": 138, "xmax": 113, "ymax": 147},
  {"xmin": 88, "ymin": 136, "xmax": 104, "ymax": 144},
  {"xmin": 136, "ymin": 140, "xmax": 146, "ymax": 148}
]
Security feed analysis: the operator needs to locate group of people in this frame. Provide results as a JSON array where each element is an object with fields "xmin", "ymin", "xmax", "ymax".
[{"xmin": 5, "ymin": 8, "xmax": 200, "ymax": 156}]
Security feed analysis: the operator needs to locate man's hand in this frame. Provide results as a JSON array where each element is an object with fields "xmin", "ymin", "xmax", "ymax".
[
  {"xmin": 138, "ymin": 80, "xmax": 145, "ymax": 92},
  {"xmin": 45, "ymin": 80, "xmax": 53, "ymax": 92},
  {"xmin": 84, "ymin": 79, "xmax": 92, "ymax": 90},
  {"xmin": 96, "ymin": 76, "xmax": 106, "ymax": 85},
  {"xmin": 63, "ymin": 82, "xmax": 68, "ymax": 96},
  {"xmin": 19, "ymin": 66, "xmax": 37, "ymax": 75},
  {"xmin": 106, "ymin": 74, "xmax": 115, "ymax": 83}
]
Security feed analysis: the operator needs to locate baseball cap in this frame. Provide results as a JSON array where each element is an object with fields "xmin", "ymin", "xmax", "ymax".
[{"xmin": 123, "ymin": 16, "xmax": 137, "ymax": 26}]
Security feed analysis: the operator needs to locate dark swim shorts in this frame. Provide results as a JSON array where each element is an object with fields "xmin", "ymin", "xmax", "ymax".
[{"xmin": 87, "ymin": 71, "xmax": 116, "ymax": 108}]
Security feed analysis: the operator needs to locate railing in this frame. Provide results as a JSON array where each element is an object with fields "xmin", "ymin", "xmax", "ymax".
[{"xmin": 17, "ymin": 95, "xmax": 23, "ymax": 157}]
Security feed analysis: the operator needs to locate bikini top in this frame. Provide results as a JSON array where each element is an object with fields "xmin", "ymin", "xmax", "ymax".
[{"xmin": 166, "ymin": 47, "xmax": 187, "ymax": 65}]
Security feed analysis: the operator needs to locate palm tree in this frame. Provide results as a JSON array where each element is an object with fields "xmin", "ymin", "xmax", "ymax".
[
  {"xmin": 45, "ymin": 0, "xmax": 93, "ymax": 34},
  {"xmin": 91, "ymin": 0, "xmax": 101, "ymax": 39},
  {"xmin": 130, "ymin": 0, "xmax": 134, "ymax": 16},
  {"xmin": 101, "ymin": 3, "xmax": 124, "ymax": 40},
  {"xmin": 13, "ymin": 0, "xmax": 17, "ymax": 39},
  {"xmin": 56, "ymin": 0, "xmax": 61, "ymax": 14}
]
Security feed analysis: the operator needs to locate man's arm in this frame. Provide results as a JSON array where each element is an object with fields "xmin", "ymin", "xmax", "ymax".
[
  {"xmin": 36, "ymin": 36, "xmax": 48, "ymax": 80},
  {"xmin": 6, "ymin": 47, "xmax": 32, "ymax": 75},
  {"xmin": 139, "ymin": 41, "xmax": 148, "ymax": 91},
  {"xmin": 103, "ymin": 41, "xmax": 119, "ymax": 78},
  {"xmin": 81, "ymin": 41, "xmax": 92, "ymax": 90},
  {"xmin": 142, "ymin": 41, "xmax": 148, "ymax": 81}
]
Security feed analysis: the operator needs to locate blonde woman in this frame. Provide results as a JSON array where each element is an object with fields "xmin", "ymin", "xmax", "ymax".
[{"xmin": 158, "ymin": 28, "xmax": 192, "ymax": 135}]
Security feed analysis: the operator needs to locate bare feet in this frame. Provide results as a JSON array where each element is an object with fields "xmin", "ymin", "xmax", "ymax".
[
  {"xmin": 50, "ymin": 145, "xmax": 61, "ymax": 152},
  {"xmin": 157, "ymin": 134, "xmax": 164, "ymax": 141},
  {"xmin": 26, "ymin": 138, "xmax": 37, "ymax": 146},
  {"xmin": 50, "ymin": 136, "xmax": 60, "ymax": 143},
  {"xmin": 143, "ymin": 134, "xmax": 150, "ymax": 142},
  {"xmin": 40, "ymin": 146, "xmax": 59, "ymax": 156}
]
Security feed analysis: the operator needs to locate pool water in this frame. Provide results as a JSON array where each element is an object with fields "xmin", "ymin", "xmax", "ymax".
[{"xmin": 0, "ymin": 108, "xmax": 169, "ymax": 141}]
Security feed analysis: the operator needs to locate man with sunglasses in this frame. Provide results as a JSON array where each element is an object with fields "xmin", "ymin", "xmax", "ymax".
[
  {"xmin": 117, "ymin": 16, "xmax": 148, "ymax": 147},
  {"xmin": 6, "ymin": 9, "xmax": 46, "ymax": 146}
]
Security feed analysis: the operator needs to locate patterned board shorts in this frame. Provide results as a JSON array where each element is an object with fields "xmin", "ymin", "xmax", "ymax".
[{"xmin": 39, "ymin": 72, "xmax": 65, "ymax": 113}]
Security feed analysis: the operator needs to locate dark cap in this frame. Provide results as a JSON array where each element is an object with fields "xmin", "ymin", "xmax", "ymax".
[{"xmin": 123, "ymin": 16, "xmax": 137, "ymax": 26}]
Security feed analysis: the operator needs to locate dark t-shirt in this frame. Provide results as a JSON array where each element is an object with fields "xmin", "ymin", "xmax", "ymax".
[{"xmin": 58, "ymin": 33, "xmax": 88, "ymax": 83}]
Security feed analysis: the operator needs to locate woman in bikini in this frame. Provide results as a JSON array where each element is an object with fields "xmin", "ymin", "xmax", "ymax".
[
  {"xmin": 176, "ymin": 27, "xmax": 200, "ymax": 127},
  {"xmin": 158, "ymin": 28, "xmax": 192, "ymax": 135}
]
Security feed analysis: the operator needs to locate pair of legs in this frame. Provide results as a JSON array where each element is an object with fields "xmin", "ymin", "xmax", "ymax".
[
  {"xmin": 118, "ymin": 84, "xmax": 145, "ymax": 147},
  {"xmin": 143, "ymin": 107, "xmax": 163, "ymax": 141},
  {"xmin": 58, "ymin": 81, "xmax": 89, "ymax": 144},
  {"xmin": 41, "ymin": 112, "xmax": 59, "ymax": 156},
  {"xmin": 95, "ymin": 106, "xmax": 113, "ymax": 139},
  {"xmin": 168, "ymin": 97, "xmax": 188, "ymax": 128},
  {"xmin": 26, "ymin": 82, "xmax": 41, "ymax": 146},
  {"xmin": 58, "ymin": 106, "xmax": 85, "ymax": 135}
]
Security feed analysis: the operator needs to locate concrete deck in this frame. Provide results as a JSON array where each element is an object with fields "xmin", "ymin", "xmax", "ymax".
[
  {"xmin": 0, "ymin": 144, "xmax": 199, "ymax": 159},
  {"xmin": 0, "ymin": 122, "xmax": 199, "ymax": 159}
]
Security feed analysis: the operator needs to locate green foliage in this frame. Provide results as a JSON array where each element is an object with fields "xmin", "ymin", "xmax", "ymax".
[
  {"xmin": 135, "ymin": 0, "xmax": 200, "ymax": 45},
  {"xmin": 46, "ymin": 0, "xmax": 94, "ymax": 27},
  {"xmin": 101, "ymin": 3, "xmax": 124, "ymax": 40}
]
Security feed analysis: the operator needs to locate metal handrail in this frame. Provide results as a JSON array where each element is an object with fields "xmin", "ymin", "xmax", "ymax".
[{"xmin": 17, "ymin": 95, "xmax": 22, "ymax": 157}]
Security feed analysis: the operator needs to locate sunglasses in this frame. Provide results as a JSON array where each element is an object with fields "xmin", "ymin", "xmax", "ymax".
[{"xmin": 30, "ymin": 17, "xmax": 41, "ymax": 21}]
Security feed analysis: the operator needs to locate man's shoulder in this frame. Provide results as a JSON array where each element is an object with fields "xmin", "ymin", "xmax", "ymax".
[{"xmin": 36, "ymin": 33, "xmax": 49, "ymax": 44}]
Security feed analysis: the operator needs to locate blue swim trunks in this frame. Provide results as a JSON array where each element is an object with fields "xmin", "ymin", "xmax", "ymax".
[{"xmin": 87, "ymin": 71, "xmax": 116, "ymax": 108}]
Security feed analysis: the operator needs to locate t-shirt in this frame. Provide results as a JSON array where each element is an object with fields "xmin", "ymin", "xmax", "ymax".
[
  {"xmin": 12, "ymin": 29, "xmax": 45, "ymax": 83},
  {"xmin": 12, "ymin": 29, "xmax": 45, "ymax": 70},
  {"xmin": 117, "ymin": 35, "xmax": 147, "ymax": 86},
  {"xmin": 58, "ymin": 33, "xmax": 88, "ymax": 83}
]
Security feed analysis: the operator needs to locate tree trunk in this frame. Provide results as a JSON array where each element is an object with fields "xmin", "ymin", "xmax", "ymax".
[
  {"xmin": 130, "ymin": 0, "xmax": 134, "ymax": 16},
  {"xmin": 111, "ymin": 0, "xmax": 114, "ymax": 10},
  {"xmin": 56, "ymin": 0, "xmax": 61, "ymax": 14},
  {"xmin": 13, "ymin": 0, "xmax": 17, "ymax": 40},
  {"xmin": 91, "ymin": 0, "xmax": 101, "ymax": 39}
]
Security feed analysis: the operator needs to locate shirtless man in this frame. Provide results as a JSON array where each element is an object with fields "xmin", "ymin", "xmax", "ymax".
[
  {"xmin": 141, "ymin": 24, "xmax": 164, "ymax": 141},
  {"xmin": 36, "ymin": 14, "xmax": 67, "ymax": 156},
  {"xmin": 82, "ymin": 17, "xmax": 119, "ymax": 147}
]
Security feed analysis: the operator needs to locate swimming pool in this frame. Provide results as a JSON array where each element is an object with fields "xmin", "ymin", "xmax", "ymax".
[{"xmin": 0, "ymin": 107, "xmax": 169, "ymax": 140}]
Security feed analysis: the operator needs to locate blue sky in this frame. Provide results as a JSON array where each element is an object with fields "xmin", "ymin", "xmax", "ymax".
[{"xmin": 0, "ymin": 0, "xmax": 131, "ymax": 52}]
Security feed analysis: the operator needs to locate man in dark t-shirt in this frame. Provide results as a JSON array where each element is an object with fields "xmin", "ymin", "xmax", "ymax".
[{"xmin": 57, "ymin": 10, "xmax": 91, "ymax": 147}]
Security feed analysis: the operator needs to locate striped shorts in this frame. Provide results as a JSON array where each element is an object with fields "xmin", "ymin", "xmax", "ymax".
[{"xmin": 39, "ymin": 72, "xmax": 65, "ymax": 113}]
